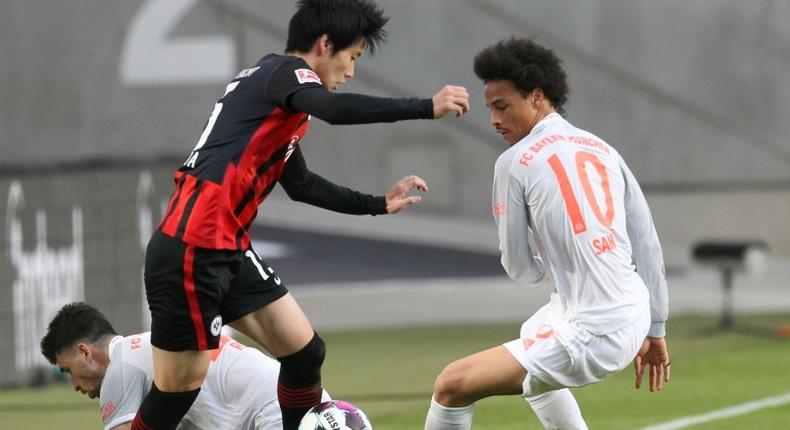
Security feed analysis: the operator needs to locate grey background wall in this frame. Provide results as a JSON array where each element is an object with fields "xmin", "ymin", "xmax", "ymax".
[
  {"xmin": 1, "ymin": 0, "xmax": 788, "ymax": 385},
  {"xmin": 2, "ymin": 0, "xmax": 789, "ymax": 237}
]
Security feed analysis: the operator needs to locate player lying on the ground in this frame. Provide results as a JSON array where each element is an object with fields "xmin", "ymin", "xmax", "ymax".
[{"xmin": 41, "ymin": 302, "xmax": 328, "ymax": 430}]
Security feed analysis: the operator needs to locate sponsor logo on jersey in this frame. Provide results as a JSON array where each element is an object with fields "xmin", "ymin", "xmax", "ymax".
[
  {"xmin": 492, "ymin": 201, "xmax": 507, "ymax": 217},
  {"xmin": 210, "ymin": 315, "xmax": 223, "ymax": 337},
  {"xmin": 295, "ymin": 68, "xmax": 322, "ymax": 85},
  {"xmin": 101, "ymin": 401, "xmax": 116, "ymax": 422}
]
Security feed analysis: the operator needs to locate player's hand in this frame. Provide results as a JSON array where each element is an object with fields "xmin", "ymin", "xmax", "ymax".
[
  {"xmin": 432, "ymin": 85, "xmax": 470, "ymax": 118},
  {"xmin": 634, "ymin": 337, "xmax": 671, "ymax": 392},
  {"xmin": 385, "ymin": 175, "xmax": 428, "ymax": 214}
]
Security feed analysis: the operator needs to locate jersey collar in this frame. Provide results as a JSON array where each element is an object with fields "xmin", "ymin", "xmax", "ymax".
[
  {"xmin": 529, "ymin": 112, "xmax": 564, "ymax": 136},
  {"xmin": 107, "ymin": 335, "xmax": 124, "ymax": 362}
]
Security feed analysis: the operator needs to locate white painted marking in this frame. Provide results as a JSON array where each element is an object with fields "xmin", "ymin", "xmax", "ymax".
[{"xmin": 641, "ymin": 391, "xmax": 790, "ymax": 430}]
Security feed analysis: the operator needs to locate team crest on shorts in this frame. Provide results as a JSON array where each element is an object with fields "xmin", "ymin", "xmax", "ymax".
[{"xmin": 210, "ymin": 315, "xmax": 223, "ymax": 336}]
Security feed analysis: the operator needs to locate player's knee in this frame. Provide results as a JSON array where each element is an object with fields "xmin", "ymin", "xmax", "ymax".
[
  {"xmin": 433, "ymin": 363, "xmax": 469, "ymax": 406},
  {"xmin": 278, "ymin": 332, "xmax": 326, "ymax": 385}
]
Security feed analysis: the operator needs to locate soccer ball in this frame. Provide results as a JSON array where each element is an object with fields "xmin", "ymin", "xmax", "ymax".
[{"xmin": 298, "ymin": 400, "xmax": 373, "ymax": 430}]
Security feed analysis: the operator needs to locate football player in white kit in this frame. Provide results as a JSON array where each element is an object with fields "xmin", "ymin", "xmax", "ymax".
[
  {"xmin": 424, "ymin": 38, "xmax": 671, "ymax": 430},
  {"xmin": 40, "ymin": 302, "xmax": 330, "ymax": 430}
]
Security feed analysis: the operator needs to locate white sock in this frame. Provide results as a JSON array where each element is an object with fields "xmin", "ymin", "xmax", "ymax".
[
  {"xmin": 525, "ymin": 389, "xmax": 588, "ymax": 430},
  {"xmin": 424, "ymin": 396, "xmax": 474, "ymax": 430}
]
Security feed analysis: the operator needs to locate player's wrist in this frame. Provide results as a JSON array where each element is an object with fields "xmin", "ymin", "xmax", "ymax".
[
  {"xmin": 424, "ymin": 98, "xmax": 436, "ymax": 119},
  {"xmin": 372, "ymin": 196, "xmax": 388, "ymax": 216},
  {"xmin": 648, "ymin": 321, "xmax": 666, "ymax": 338}
]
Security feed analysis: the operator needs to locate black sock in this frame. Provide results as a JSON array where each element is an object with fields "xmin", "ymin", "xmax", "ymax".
[
  {"xmin": 277, "ymin": 333, "xmax": 326, "ymax": 430},
  {"xmin": 131, "ymin": 383, "xmax": 200, "ymax": 430}
]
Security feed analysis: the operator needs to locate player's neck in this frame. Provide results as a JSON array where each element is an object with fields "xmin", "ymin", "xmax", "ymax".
[
  {"xmin": 527, "ymin": 107, "xmax": 557, "ymax": 135},
  {"xmin": 96, "ymin": 334, "xmax": 117, "ymax": 363},
  {"xmin": 536, "ymin": 107, "xmax": 557, "ymax": 123},
  {"xmin": 286, "ymin": 50, "xmax": 319, "ymax": 72}
]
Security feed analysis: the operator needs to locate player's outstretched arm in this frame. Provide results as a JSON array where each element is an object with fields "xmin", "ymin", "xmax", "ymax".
[
  {"xmin": 634, "ymin": 337, "xmax": 671, "ymax": 392},
  {"xmin": 269, "ymin": 58, "xmax": 469, "ymax": 124},
  {"xmin": 287, "ymin": 85, "xmax": 469, "ymax": 125},
  {"xmin": 432, "ymin": 85, "xmax": 470, "ymax": 118},
  {"xmin": 385, "ymin": 175, "xmax": 429, "ymax": 214},
  {"xmin": 280, "ymin": 146, "xmax": 429, "ymax": 215}
]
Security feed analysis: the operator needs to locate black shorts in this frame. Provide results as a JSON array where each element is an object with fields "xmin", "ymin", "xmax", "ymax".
[{"xmin": 144, "ymin": 230, "xmax": 288, "ymax": 351}]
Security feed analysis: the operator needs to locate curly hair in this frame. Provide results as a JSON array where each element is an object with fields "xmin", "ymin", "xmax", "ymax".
[
  {"xmin": 40, "ymin": 302, "xmax": 117, "ymax": 365},
  {"xmin": 286, "ymin": 0, "xmax": 389, "ymax": 55},
  {"xmin": 474, "ymin": 38, "xmax": 569, "ymax": 114}
]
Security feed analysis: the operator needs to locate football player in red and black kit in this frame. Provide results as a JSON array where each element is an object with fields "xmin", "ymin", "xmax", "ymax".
[{"xmin": 132, "ymin": 1, "xmax": 470, "ymax": 429}]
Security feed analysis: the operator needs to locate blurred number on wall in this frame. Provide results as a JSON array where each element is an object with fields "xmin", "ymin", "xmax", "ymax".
[{"xmin": 120, "ymin": 0, "xmax": 236, "ymax": 85}]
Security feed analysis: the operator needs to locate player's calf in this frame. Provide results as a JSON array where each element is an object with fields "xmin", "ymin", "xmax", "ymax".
[{"xmin": 277, "ymin": 332, "xmax": 326, "ymax": 430}]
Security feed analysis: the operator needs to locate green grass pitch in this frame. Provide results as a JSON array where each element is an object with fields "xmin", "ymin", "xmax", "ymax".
[{"xmin": 1, "ymin": 314, "xmax": 789, "ymax": 429}]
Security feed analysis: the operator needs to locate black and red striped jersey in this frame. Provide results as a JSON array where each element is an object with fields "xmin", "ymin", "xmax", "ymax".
[{"xmin": 158, "ymin": 54, "xmax": 322, "ymax": 250}]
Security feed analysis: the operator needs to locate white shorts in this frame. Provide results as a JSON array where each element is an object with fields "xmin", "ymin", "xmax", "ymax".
[{"xmin": 504, "ymin": 295, "xmax": 650, "ymax": 397}]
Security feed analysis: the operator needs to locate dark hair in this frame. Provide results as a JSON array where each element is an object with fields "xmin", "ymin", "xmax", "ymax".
[
  {"xmin": 286, "ymin": 0, "xmax": 389, "ymax": 55},
  {"xmin": 40, "ymin": 302, "xmax": 117, "ymax": 365},
  {"xmin": 474, "ymin": 38, "xmax": 569, "ymax": 114}
]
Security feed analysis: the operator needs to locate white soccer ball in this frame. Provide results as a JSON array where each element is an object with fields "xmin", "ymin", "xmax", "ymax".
[{"xmin": 298, "ymin": 400, "xmax": 373, "ymax": 430}]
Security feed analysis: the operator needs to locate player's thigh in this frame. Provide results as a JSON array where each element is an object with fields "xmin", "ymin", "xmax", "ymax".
[
  {"xmin": 145, "ymin": 231, "xmax": 235, "ymax": 351},
  {"xmin": 223, "ymin": 247, "xmax": 312, "ymax": 356},
  {"xmin": 230, "ymin": 293, "xmax": 314, "ymax": 357},
  {"xmin": 221, "ymin": 248, "xmax": 289, "ymax": 323},
  {"xmin": 152, "ymin": 346, "xmax": 212, "ymax": 391},
  {"xmin": 436, "ymin": 345, "xmax": 525, "ymax": 405}
]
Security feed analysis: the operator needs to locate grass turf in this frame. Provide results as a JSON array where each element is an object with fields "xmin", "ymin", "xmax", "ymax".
[{"xmin": 1, "ymin": 314, "xmax": 789, "ymax": 429}]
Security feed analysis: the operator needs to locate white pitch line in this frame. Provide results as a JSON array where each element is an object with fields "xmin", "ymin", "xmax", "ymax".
[{"xmin": 640, "ymin": 391, "xmax": 790, "ymax": 430}]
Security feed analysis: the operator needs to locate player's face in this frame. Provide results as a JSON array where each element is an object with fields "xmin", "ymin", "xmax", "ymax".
[
  {"xmin": 484, "ymin": 80, "xmax": 539, "ymax": 146},
  {"xmin": 56, "ymin": 344, "xmax": 106, "ymax": 400},
  {"xmin": 316, "ymin": 39, "xmax": 364, "ymax": 91}
]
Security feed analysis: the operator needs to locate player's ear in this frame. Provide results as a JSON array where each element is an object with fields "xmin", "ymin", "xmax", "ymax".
[
  {"xmin": 316, "ymin": 34, "xmax": 333, "ymax": 56},
  {"xmin": 77, "ymin": 342, "xmax": 92, "ymax": 360},
  {"xmin": 531, "ymin": 89, "xmax": 542, "ymax": 106}
]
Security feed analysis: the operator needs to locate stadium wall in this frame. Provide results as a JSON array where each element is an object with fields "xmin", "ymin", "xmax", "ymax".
[
  {"xmin": 1, "ymin": 0, "xmax": 789, "ymax": 385},
  {"xmin": 0, "ymin": 166, "xmax": 175, "ymax": 385},
  {"xmin": 2, "ymin": 0, "xmax": 788, "ymax": 193}
]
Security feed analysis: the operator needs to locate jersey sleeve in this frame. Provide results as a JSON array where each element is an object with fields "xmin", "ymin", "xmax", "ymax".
[
  {"xmin": 620, "ymin": 155, "xmax": 669, "ymax": 337},
  {"xmin": 279, "ymin": 146, "xmax": 387, "ymax": 215},
  {"xmin": 100, "ymin": 363, "xmax": 151, "ymax": 430},
  {"xmin": 264, "ymin": 57, "xmax": 433, "ymax": 124},
  {"xmin": 288, "ymin": 88, "xmax": 433, "ymax": 124},
  {"xmin": 264, "ymin": 57, "xmax": 324, "ymax": 110},
  {"xmin": 493, "ymin": 153, "xmax": 546, "ymax": 287}
]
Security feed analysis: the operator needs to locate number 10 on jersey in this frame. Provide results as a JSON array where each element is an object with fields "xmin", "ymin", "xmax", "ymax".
[{"xmin": 547, "ymin": 151, "xmax": 614, "ymax": 235}]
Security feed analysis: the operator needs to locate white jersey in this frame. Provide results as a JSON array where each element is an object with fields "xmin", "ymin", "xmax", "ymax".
[
  {"xmin": 100, "ymin": 333, "xmax": 282, "ymax": 430},
  {"xmin": 493, "ymin": 113, "xmax": 668, "ymax": 337}
]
